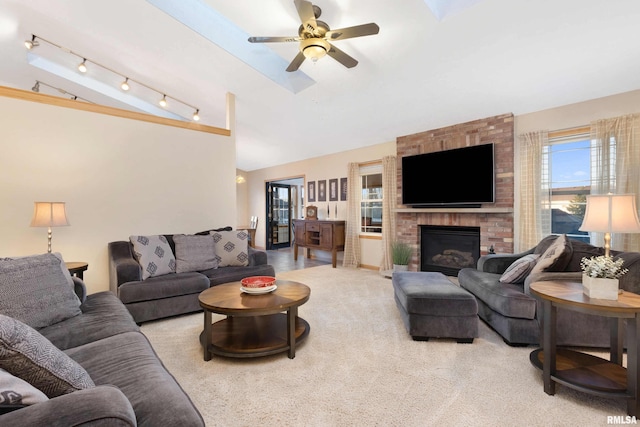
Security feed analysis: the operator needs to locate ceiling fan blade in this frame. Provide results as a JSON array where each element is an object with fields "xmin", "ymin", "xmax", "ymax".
[
  {"xmin": 286, "ymin": 51, "xmax": 306, "ymax": 72},
  {"xmin": 325, "ymin": 23, "xmax": 380, "ymax": 41},
  {"xmin": 327, "ymin": 44, "xmax": 358, "ymax": 68},
  {"xmin": 248, "ymin": 36, "xmax": 301, "ymax": 43},
  {"xmin": 294, "ymin": 0, "xmax": 318, "ymax": 33}
]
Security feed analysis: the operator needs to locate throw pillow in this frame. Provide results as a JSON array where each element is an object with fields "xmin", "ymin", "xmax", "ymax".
[
  {"xmin": 129, "ymin": 235, "xmax": 176, "ymax": 280},
  {"xmin": 0, "ymin": 253, "xmax": 81, "ymax": 329},
  {"xmin": 0, "ymin": 367, "xmax": 48, "ymax": 409},
  {"xmin": 0, "ymin": 314, "xmax": 95, "ymax": 398},
  {"xmin": 530, "ymin": 234, "xmax": 573, "ymax": 274},
  {"xmin": 173, "ymin": 234, "xmax": 218, "ymax": 273},
  {"xmin": 210, "ymin": 230, "xmax": 250, "ymax": 267},
  {"xmin": 499, "ymin": 254, "xmax": 540, "ymax": 284}
]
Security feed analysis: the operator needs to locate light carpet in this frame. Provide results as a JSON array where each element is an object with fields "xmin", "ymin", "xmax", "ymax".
[{"xmin": 141, "ymin": 265, "xmax": 627, "ymax": 426}]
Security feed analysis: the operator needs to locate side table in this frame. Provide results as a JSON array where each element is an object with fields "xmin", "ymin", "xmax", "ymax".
[
  {"xmin": 529, "ymin": 280, "xmax": 640, "ymax": 416},
  {"xmin": 65, "ymin": 262, "xmax": 88, "ymax": 280}
]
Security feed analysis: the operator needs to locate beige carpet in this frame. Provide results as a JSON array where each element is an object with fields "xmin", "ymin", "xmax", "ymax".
[{"xmin": 141, "ymin": 266, "xmax": 626, "ymax": 426}]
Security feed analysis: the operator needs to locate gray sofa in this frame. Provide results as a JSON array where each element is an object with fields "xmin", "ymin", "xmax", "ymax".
[
  {"xmin": 109, "ymin": 230, "xmax": 275, "ymax": 324},
  {"xmin": 0, "ymin": 253, "xmax": 203, "ymax": 426},
  {"xmin": 458, "ymin": 235, "xmax": 640, "ymax": 347}
]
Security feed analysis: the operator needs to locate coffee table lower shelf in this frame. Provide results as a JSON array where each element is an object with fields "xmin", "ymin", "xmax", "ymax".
[
  {"xmin": 200, "ymin": 313, "xmax": 310, "ymax": 359},
  {"xmin": 530, "ymin": 348, "xmax": 628, "ymax": 398}
]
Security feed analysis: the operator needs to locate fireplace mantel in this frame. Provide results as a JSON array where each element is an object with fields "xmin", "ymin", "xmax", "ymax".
[{"xmin": 394, "ymin": 207, "xmax": 513, "ymax": 214}]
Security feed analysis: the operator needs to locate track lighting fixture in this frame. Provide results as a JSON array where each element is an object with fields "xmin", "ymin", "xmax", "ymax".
[
  {"xmin": 25, "ymin": 34, "xmax": 39, "ymax": 50},
  {"xmin": 77, "ymin": 59, "xmax": 88, "ymax": 73},
  {"xmin": 30, "ymin": 80, "xmax": 92, "ymax": 103},
  {"xmin": 26, "ymin": 34, "xmax": 202, "ymax": 122}
]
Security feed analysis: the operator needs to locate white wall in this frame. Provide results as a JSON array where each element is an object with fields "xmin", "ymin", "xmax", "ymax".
[
  {"xmin": 0, "ymin": 96, "xmax": 236, "ymax": 294},
  {"xmin": 244, "ymin": 141, "xmax": 396, "ymax": 269}
]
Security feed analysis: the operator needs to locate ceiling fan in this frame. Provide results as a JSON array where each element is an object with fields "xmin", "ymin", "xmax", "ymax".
[{"xmin": 248, "ymin": 0, "xmax": 379, "ymax": 72}]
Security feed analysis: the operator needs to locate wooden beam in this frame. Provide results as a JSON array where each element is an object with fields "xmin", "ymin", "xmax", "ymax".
[{"xmin": 0, "ymin": 85, "xmax": 231, "ymax": 136}]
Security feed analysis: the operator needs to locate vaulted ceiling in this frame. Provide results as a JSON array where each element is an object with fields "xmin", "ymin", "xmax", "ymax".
[{"xmin": 1, "ymin": 0, "xmax": 639, "ymax": 171}]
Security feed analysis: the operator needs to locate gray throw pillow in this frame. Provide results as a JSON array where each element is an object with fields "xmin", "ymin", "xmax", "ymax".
[
  {"xmin": 0, "ymin": 367, "xmax": 48, "ymax": 407},
  {"xmin": 173, "ymin": 234, "xmax": 218, "ymax": 273},
  {"xmin": 0, "ymin": 253, "xmax": 81, "ymax": 329},
  {"xmin": 129, "ymin": 235, "xmax": 177, "ymax": 280},
  {"xmin": 0, "ymin": 314, "xmax": 95, "ymax": 398},
  {"xmin": 499, "ymin": 254, "xmax": 540, "ymax": 284},
  {"xmin": 530, "ymin": 234, "xmax": 573, "ymax": 274},
  {"xmin": 210, "ymin": 230, "xmax": 250, "ymax": 267}
]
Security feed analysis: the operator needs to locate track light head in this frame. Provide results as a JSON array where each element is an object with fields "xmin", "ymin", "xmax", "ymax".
[
  {"xmin": 193, "ymin": 110, "xmax": 200, "ymax": 121},
  {"xmin": 32, "ymin": 81, "xmax": 40, "ymax": 92},
  {"xmin": 78, "ymin": 59, "xmax": 87, "ymax": 73},
  {"xmin": 159, "ymin": 95, "xmax": 167, "ymax": 107},
  {"xmin": 25, "ymin": 35, "xmax": 39, "ymax": 50},
  {"xmin": 121, "ymin": 78, "xmax": 130, "ymax": 91}
]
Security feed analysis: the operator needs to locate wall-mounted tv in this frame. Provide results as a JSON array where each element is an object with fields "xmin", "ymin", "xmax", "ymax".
[{"xmin": 401, "ymin": 143, "xmax": 495, "ymax": 207}]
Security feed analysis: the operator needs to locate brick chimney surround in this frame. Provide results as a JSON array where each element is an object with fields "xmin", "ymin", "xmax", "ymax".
[{"xmin": 395, "ymin": 113, "xmax": 515, "ymax": 271}]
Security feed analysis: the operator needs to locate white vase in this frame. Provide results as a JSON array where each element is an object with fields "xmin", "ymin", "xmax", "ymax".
[
  {"xmin": 582, "ymin": 274, "xmax": 619, "ymax": 300},
  {"xmin": 393, "ymin": 264, "xmax": 409, "ymax": 272}
]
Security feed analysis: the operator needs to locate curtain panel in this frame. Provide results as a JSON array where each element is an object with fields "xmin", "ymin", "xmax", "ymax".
[
  {"xmin": 343, "ymin": 162, "xmax": 361, "ymax": 268},
  {"xmin": 380, "ymin": 155, "xmax": 397, "ymax": 271}
]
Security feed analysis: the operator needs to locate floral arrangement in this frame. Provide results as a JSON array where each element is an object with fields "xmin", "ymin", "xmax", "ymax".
[{"xmin": 580, "ymin": 255, "xmax": 628, "ymax": 279}]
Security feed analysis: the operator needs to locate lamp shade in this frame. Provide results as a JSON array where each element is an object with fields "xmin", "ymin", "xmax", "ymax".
[
  {"xmin": 30, "ymin": 202, "xmax": 70, "ymax": 227},
  {"xmin": 579, "ymin": 194, "xmax": 640, "ymax": 233}
]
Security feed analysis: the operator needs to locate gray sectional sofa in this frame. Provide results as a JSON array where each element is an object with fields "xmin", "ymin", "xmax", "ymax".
[
  {"xmin": 458, "ymin": 234, "xmax": 640, "ymax": 347},
  {"xmin": 0, "ymin": 253, "xmax": 203, "ymax": 426},
  {"xmin": 109, "ymin": 229, "xmax": 275, "ymax": 323}
]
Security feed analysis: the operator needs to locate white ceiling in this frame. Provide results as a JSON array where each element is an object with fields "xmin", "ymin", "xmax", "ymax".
[{"xmin": 1, "ymin": 0, "xmax": 639, "ymax": 171}]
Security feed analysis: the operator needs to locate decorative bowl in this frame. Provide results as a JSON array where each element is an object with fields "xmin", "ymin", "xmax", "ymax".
[{"xmin": 241, "ymin": 276, "xmax": 276, "ymax": 289}]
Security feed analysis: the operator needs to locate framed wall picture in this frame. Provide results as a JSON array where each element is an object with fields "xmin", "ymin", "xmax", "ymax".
[
  {"xmin": 329, "ymin": 178, "xmax": 338, "ymax": 201},
  {"xmin": 340, "ymin": 177, "xmax": 348, "ymax": 201},
  {"xmin": 318, "ymin": 180, "xmax": 327, "ymax": 202},
  {"xmin": 308, "ymin": 181, "xmax": 316, "ymax": 202}
]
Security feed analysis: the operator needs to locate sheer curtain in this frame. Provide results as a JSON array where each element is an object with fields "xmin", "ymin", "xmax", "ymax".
[
  {"xmin": 590, "ymin": 114, "xmax": 640, "ymax": 252},
  {"xmin": 380, "ymin": 155, "xmax": 397, "ymax": 271},
  {"xmin": 517, "ymin": 131, "xmax": 549, "ymax": 250},
  {"xmin": 343, "ymin": 162, "xmax": 361, "ymax": 268}
]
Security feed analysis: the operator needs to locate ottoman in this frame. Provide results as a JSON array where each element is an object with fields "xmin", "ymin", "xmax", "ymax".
[{"xmin": 393, "ymin": 271, "xmax": 478, "ymax": 343}]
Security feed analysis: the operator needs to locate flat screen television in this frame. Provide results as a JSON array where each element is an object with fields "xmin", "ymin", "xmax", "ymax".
[{"xmin": 401, "ymin": 144, "xmax": 495, "ymax": 207}]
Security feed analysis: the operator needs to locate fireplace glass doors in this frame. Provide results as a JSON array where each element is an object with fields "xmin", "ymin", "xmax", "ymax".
[{"xmin": 420, "ymin": 225, "xmax": 480, "ymax": 276}]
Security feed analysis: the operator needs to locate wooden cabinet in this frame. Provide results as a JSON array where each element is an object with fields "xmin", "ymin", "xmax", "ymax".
[{"xmin": 293, "ymin": 219, "xmax": 345, "ymax": 268}]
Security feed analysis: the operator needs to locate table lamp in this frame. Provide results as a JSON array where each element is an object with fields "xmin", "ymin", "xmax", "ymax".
[
  {"xmin": 30, "ymin": 202, "xmax": 70, "ymax": 253},
  {"xmin": 579, "ymin": 194, "xmax": 640, "ymax": 257}
]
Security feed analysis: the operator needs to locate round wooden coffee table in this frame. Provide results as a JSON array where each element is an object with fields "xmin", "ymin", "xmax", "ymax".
[{"xmin": 198, "ymin": 279, "xmax": 310, "ymax": 360}]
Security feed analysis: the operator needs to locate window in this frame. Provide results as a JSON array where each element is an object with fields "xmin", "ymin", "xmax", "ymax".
[
  {"xmin": 543, "ymin": 129, "xmax": 617, "ymax": 243},
  {"xmin": 360, "ymin": 165, "xmax": 382, "ymax": 233}
]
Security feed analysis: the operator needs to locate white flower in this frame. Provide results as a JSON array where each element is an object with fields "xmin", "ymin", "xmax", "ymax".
[{"xmin": 580, "ymin": 255, "xmax": 628, "ymax": 279}]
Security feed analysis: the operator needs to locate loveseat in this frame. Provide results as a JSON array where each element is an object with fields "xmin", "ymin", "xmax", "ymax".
[
  {"xmin": 0, "ymin": 253, "xmax": 204, "ymax": 426},
  {"xmin": 458, "ymin": 234, "xmax": 640, "ymax": 347},
  {"xmin": 109, "ymin": 228, "xmax": 275, "ymax": 323}
]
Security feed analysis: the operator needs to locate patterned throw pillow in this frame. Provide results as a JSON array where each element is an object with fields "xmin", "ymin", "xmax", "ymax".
[
  {"xmin": 210, "ymin": 230, "xmax": 250, "ymax": 267},
  {"xmin": 0, "ymin": 253, "xmax": 81, "ymax": 329},
  {"xmin": 0, "ymin": 367, "xmax": 48, "ymax": 410},
  {"xmin": 0, "ymin": 315, "xmax": 95, "ymax": 398},
  {"xmin": 499, "ymin": 254, "xmax": 540, "ymax": 284},
  {"xmin": 129, "ymin": 235, "xmax": 176, "ymax": 280},
  {"xmin": 173, "ymin": 234, "xmax": 218, "ymax": 273},
  {"xmin": 530, "ymin": 234, "xmax": 573, "ymax": 275}
]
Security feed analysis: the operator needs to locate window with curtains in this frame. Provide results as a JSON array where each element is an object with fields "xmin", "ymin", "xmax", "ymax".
[
  {"xmin": 543, "ymin": 130, "xmax": 616, "ymax": 242},
  {"xmin": 360, "ymin": 164, "xmax": 383, "ymax": 234}
]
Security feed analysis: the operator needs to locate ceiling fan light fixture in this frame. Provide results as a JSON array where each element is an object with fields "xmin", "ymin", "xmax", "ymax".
[{"xmin": 301, "ymin": 38, "xmax": 330, "ymax": 62}]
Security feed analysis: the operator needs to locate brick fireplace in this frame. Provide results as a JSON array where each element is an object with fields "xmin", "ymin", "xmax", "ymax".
[{"xmin": 395, "ymin": 113, "xmax": 515, "ymax": 271}]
